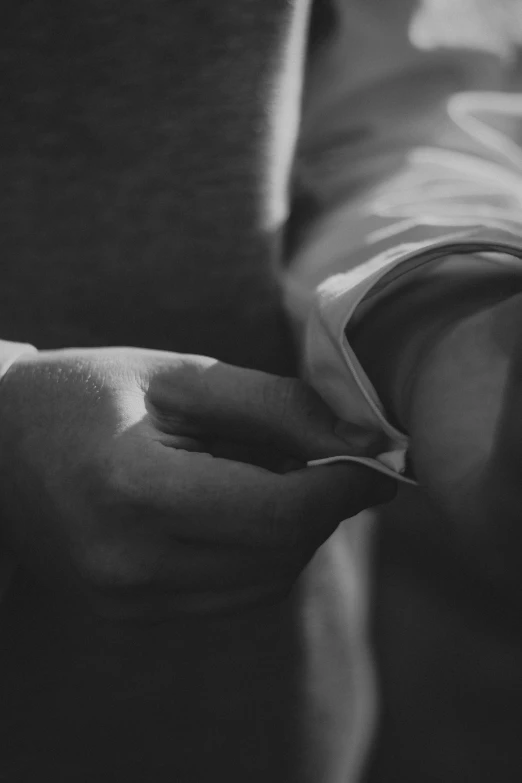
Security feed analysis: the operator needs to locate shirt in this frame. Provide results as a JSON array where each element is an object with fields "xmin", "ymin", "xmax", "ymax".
[{"xmin": 285, "ymin": 1, "xmax": 522, "ymax": 780}]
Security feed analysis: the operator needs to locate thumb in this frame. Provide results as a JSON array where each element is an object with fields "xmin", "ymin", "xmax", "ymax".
[
  {"xmin": 274, "ymin": 462, "xmax": 396, "ymax": 548},
  {"xmin": 151, "ymin": 356, "xmax": 385, "ymax": 461}
]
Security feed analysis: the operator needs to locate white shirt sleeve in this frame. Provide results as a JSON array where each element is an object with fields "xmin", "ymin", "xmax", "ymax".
[
  {"xmin": 0, "ymin": 340, "xmax": 37, "ymax": 383},
  {"xmin": 302, "ymin": 228, "xmax": 522, "ymax": 483},
  {"xmin": 287, "ymin": 8, "xmax": 522, "ymax": 783},
  {"xmin": 0, "ymin": 340, "xmax": 37, "ymax": 600},
  {"xmin": 286, "ymin": 0, "xmax": 522, "ymax": 483}
]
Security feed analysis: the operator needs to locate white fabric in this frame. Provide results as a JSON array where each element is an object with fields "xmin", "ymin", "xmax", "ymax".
[
  {"xmin": 0, "ymin": 340, "xmax": 37, "ymax": 383},
  {"xmin": 0, "ymin": 341, "xmax": 37, "ymax": 602},
  {"xmin": 304, "ymin": 227, "xmax": 522, "ymax": 483},
  {"xmin": 287, "ymin": 2, "xmax": 522, "ymax": 782}
]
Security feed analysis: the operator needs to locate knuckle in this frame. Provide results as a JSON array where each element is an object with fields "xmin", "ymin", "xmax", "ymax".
[{"xmin": 148, "ymin": 354, "xmax": 206, "ymax": 414}]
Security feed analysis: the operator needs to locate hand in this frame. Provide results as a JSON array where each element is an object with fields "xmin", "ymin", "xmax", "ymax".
[{"xmin": 0, "ymin": 347, "xmax": 392, "ymax": 619}]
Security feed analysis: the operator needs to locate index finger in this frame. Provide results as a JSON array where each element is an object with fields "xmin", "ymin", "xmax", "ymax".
[{"xmin": 143, "ymin": 443, "xmax": 395, "ymax": 548}]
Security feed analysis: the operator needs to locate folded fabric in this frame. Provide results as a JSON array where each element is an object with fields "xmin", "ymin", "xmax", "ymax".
[{"xmin": 303, "ymin": 226, "xmax": 522, "ymax": 483}]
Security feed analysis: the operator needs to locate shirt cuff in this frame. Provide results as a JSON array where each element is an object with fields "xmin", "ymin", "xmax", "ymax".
[
  {"xmin": 0, "ymin": 340, "xmax": 38, "ymax": 601},
  {"xmin": 0, "ymin": 340, "xmax": 38, "ymax": 384},
  {"xmin": 303, "ymin": 226, "xmax": 522, "ymax": 484}
]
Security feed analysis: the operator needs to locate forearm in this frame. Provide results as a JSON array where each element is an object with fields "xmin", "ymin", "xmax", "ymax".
[
  {"xmin": 349, "ymin": 255, "xmax": 522, "ymax": 432},
  {"xmin": 287, "ymin": 4, "xmax": 522, "ymax": 476},
  {"xmin": 350, "ymin": 262, "xmax": 522, "ymax": 586}
]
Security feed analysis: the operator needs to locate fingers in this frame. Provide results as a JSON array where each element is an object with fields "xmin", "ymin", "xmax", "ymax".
[
  {"xmin": 198, "ymin": 440, "xmax": 305, "ymax": 473},
  {"xmin": 270, "ymin": 462, "xmax": 395, "ymax": 547},
  {"xmin": 149, "ymin": 356, "xmax": 385, "ymax": 461},
  {"xmin": 143, "ymin": 443, "xmax": 395, "ymax": 548}
]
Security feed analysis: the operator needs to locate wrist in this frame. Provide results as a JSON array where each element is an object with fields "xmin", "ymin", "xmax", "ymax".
[{"xmin": 349, "ymin": 254, "xmax": 522, "ymax": 432}]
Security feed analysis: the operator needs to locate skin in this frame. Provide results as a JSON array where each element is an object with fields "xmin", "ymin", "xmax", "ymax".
[
  {"xmin": 0, "ymin": 347, "xmax": 391, "ymax": 619},
  {"xmin": 350, "ymin": 259, "xmax": 522, "ymax": 783},
  {"xmin": 351, "ymin": 258, "xmax": 522, "ymax": 585},
  {"xmin": 0, "ymin": 0, "xmax": 395, "ymax": 618},
  {"xmin": 0, "ymin": 4, "xmax": 392, "ymax": 780}
]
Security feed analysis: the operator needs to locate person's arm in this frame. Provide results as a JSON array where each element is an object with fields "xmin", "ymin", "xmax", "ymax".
[
  {"xmin": 286, "ymin": 0, "xmax": 522, "ymax": 581},
  {"xmin": 286, "ymin": 0, "xmax": 522, "ymax": 466},
  {"xmin": 349, "ymin": 253, "xmax": 522, "ymax": 433}
]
